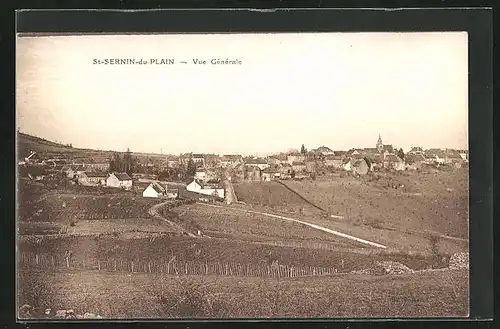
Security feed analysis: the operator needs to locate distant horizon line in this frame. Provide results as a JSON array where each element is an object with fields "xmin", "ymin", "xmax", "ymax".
[{"xmin": 17, "ymin": 130, "xmax": 469, "ymax": 157}]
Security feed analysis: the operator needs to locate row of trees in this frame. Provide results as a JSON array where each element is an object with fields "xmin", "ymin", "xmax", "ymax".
[
  {"xmin": 108, "ymin": 149, "xmax": 199, "ymax": 182},
  {"xmin": 109, "ymin": 148, "xmax": 138, "ymax": 177},
  {"xmin": 156, "ymin": 159, "xmax": 197, "ymax": 182}
]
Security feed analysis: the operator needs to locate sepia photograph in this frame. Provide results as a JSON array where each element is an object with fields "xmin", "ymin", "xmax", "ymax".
[{"xmin": 16, "ymin": 32, "xmax": 469, "ymax": 320}]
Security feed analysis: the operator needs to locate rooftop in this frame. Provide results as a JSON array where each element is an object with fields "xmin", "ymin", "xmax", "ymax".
[{"xmin": 112, "ymin": 172, "xmax": 132, "ymax": 181}]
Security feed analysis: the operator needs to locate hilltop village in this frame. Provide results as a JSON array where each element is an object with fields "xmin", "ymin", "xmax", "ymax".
[{"xmin": 18, "ymin": 132, "xmax": 468, "ymax": 203}]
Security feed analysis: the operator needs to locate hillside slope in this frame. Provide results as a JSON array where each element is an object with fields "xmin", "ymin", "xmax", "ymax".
[{"xmin": 17, "ymin": 132, "xmax": 166, "ymax": 162}]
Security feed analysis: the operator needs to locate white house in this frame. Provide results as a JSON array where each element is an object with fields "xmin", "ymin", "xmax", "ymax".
[
  {"xmin": 142, "ymin": 182, "xmax": 166, "ymax": 198},
  {"xmin": 106, "ymin": 172, "xmax": 133, "ymax": 190},
  {"xmin": 186, "ymin": 179, "xmax": 225, "ymax": 199},
  {"xmin": 314, "ymin": 146, "xmax": 335, "ymax": 156}
]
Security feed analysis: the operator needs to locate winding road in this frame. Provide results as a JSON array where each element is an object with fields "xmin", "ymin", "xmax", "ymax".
[
  {"xmin": 148, "ymin": 201, "xmax": 197, "ymax": 237},
  {"xmin": 196, "ymin": 202, "xmax": 387, "ymax": 249}
]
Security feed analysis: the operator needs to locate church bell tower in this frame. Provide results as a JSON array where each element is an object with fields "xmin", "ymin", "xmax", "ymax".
[{"xmin": 376, "ymin": 134, "xmax": 384, "ymax": 153}]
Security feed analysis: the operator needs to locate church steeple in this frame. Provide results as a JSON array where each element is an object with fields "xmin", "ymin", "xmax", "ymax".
[{"xmin": 376, "ymin": 134, "xmax": 384, "ymax": 152}]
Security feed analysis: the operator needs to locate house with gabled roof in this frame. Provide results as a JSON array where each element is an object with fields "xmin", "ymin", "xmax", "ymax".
[
  {"xmin": 409, "ymin": 146, "xmax": 424, "ymax": 155},
  {"xmin": 347, "ymin": 149, "xmax": 362, "ymax": 156},
  {"xmin": 106, "ymin": 172, "xmax": 133, "ymax": 190},
  {"xmin": 186, "ymin": 179, "xmax": 225, "ymax": 199},
  {"xmin": 314, "ymin": 146, "xmax": 335, "ymax": 156},
  {"xmin": 143, "ymin": 181, "xmax": 166, "ymax": 198},
  {"xmin": 78, "ymin": 171, "xmax": 107, "ymax": 186}
]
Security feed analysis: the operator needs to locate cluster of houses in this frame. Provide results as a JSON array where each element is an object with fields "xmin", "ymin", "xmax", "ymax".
[
  {"xmin": 19, "ymin": 134, "xmax": 468, "ymax": 199},
  {"xmin": 240, "ymin": 138, "xmax": 463, "ymax": 181}
]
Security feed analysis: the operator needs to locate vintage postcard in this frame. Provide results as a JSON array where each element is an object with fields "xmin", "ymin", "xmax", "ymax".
[{"xmin": 16, "ymin": 32, "xmax": 469, "ymax": 319}]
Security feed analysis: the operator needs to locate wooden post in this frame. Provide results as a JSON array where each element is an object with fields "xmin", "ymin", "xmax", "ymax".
[
  {"xmin": 98, "ymin": 260, "xmax": 101, "ymax": 271},
  {"xmin": 185, "ymin": 262, "xmax": 188, "ymax": 275},
  {"xmin": 35, "ymin": 254, "xmax": 39, "ymax": 265},
  {"xmin": 205, "ymin": 263, "xmax": 208, "ymax": 275},
  {"xmin": 114, "ymin": 260, "xmax": 117, "ymax": 271},
  {"xmin": 82, "ymin": 259, "xmax": 85, "ymax": 269},
  {"xmin": 341, "ymin": 259, "xmax": 344, "ymax": 269},
  {"xmin": 131, "ymin": 261, "xmax": 134, "ymax": 273},
  {"xmin": 52, "ymin": 255, "xmax": 55, "ymax": 267},
  {"xmin": 167, "ymin": 261, "xmax": 170, "ymax": 274}
]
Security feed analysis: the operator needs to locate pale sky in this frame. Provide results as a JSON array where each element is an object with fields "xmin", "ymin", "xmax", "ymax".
[{"xmin": 16, "ymin": 32, "xmax": 468, "ymax": 156}]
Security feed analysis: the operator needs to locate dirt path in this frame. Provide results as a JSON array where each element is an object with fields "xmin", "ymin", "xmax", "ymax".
[
  {"xmin": 148, "ymin": 202, "xmax": 197, "ymax": 237},
  {"xmin": 223, "ymin": 179, "xmax": 238, "ymax": 204},
  {"xmin": 196, "ymin": 203, "xmax": 387, "ymax": 249}
]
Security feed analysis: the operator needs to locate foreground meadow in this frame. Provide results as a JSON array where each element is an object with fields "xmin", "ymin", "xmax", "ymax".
[{"xmin": 18, "ymin": 267, "xmax": 468, "ymax": 319}]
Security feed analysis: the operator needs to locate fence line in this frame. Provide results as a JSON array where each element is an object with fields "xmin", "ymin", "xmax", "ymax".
[{"xmin": 18, "ymin": 252, "xmax": 337, "ymax": 279}]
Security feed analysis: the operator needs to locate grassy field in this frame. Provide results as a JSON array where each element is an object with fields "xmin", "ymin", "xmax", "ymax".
[
  {"xmin": 281, "ymin": 169, "xmax": 468, "ymax": 239},
  {"xmin": 19, "ymin": 193, "xmax": 161, "ymax": 224},
  {"xmin": 171, "ymin": 203, "xmax": 358, "ymax": 247},
  {"xmin": 233, "ymin": 182, "xmax": 320, "ymax": 214},
  {"xmin": 18, "ymin": 267, "xmax": 468, "ymax": 319}
]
